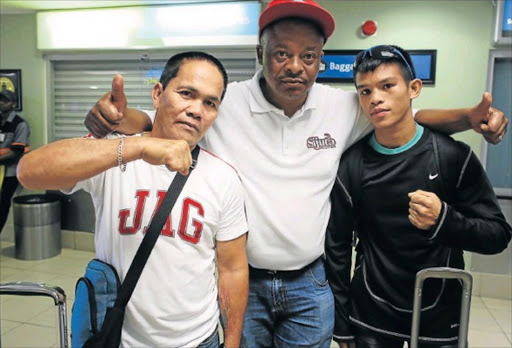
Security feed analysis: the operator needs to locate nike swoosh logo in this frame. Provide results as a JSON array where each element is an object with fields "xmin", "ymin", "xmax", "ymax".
[{"xmin": 429, "ymin": 173, "xmax": 439, "ymax": 180}]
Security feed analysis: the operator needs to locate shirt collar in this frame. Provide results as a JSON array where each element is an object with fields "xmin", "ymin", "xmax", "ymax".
[
  {"xmin": 1, "ymin": 110, "xmax": 16, "ymax": 125},
  {"xmin": 248, "ymin": 69, "xmax": 318, "ymax": 117},
  {"xmin": 369, "ymin": 123, "xmax": 424, "ymax": 155}
]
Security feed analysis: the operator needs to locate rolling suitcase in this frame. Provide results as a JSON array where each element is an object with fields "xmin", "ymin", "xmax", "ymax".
[
  {"xmin": 0, "ymin": 281, "xmax": 69, "ymax": 348},
  {"xmin": 410, "ymin": 267, "xmax": 473, "ymax": 348}
]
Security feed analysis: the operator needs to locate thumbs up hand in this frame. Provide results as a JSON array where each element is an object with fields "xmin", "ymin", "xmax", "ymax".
[
  {"xmin": 110, "ymin": 74, "xmax": 127, "ymax": 115},
  {"xmin": 468, "ymin": 92, "xmax": 508, "ymax": 145},
  {"xmin": 85, "ymin": 74, "xmax": 128, "ymax": 138}
]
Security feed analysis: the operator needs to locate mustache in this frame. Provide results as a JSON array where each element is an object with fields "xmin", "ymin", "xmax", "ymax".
[
  {"xmin": 178, "ymin": 120, "xmax": 200, "ymax": 132},
  {"xmin": 279, "ymin": 76, "xmax": 307, "ymax": 84}
]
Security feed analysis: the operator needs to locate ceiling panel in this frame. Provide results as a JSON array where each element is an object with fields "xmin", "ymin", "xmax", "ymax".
[{"xmin": 0, "ymin": 0, "xmax": 247, "ymax": 14}]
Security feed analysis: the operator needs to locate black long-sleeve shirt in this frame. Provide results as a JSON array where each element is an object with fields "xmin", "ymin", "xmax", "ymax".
[{"xmin": 325, "ymin": 127, "xmax": 511, "ymax": 344}]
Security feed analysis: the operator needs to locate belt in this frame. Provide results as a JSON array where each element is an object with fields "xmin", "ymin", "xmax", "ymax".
[{"xmin": 249, "ymin": 256, "xmax": 324, "ymax": 278}]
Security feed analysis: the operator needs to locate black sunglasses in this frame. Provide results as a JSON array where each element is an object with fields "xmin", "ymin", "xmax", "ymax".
[{"xmin": 354, "ymin": 45, "xmax": 416, "ymax": 80}]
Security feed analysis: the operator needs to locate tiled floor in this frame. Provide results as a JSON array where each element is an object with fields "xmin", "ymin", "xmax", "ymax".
[{"xmin": 0, "ymin": 241, "xmax": 511, "ymax": 348}]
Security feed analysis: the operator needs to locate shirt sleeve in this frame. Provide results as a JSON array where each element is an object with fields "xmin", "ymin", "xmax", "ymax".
[
  {"xmin": 143, "ymin": 109, "xmax": 156, "ymax": 124},
  {"xmin": 11, "ymin": 121, "xmax": 30, "ymax": 154},
  {"xmin": 215, "ymin": 170, "xmax": 248, "ymax": 242},
  {"xmin": 61, "ymin": 172, "xmax": 105, "ymax": 198},
  {"xmin": 60, "ymin": 133, "xmax": 116, "ymax": 197},
  {"xmin": 325, "ymin": 154, "xmax": 357, "ymax": 342},
  {"xmin": 346, "ymin": 93, "xmax": 374, "ymax": 148},
  {"xmin": 428, "ymin": 144, "xmax": 512, "ymax": 254}
]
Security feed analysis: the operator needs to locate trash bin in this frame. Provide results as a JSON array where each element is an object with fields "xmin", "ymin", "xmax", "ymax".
[{"xmin": 13, "ymin": 194, "xmax": 61, "ymax": 260}]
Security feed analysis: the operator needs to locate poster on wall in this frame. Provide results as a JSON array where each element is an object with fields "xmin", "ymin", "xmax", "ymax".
[
  {"xmin": 317, "ymin": 49, "xmax": 437, "ymax": 85},
  {"xmin": 0, "ymin": 69, "xmax": 22, "ymax": 111}
]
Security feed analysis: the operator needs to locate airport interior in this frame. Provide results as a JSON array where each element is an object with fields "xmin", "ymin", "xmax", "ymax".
[{"xmin": 0, "ymin": 1, "xmax": 511, "ymax": 347}]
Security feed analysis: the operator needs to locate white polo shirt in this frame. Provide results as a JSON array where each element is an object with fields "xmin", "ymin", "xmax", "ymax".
[{"xmin": 147, "ymin": 69, "xmax": 372, "ymax": 270}]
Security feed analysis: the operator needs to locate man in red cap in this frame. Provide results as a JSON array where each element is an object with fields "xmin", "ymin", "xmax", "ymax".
[{"xmin": 82, "ymin": 1, "xmax": 508, "ymax": 347}]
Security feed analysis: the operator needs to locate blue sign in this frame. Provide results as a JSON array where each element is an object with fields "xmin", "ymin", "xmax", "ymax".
[
  {"xmin": 502, "ymin": 0, "xmax": 512, "ymax": 37},
  {"xmin": 318, "ymin": 50, "xmax": 358, "ymax": 82},
  {"xmin": 410, "ymin": 53, "xmax": 434, "ymax": 82},
  {"xmin": 317, "ymin": 49, "xmax": 436, "ymax": 85}
]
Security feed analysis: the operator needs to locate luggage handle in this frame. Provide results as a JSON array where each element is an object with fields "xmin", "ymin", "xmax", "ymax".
[
  {"xmin": 0, "ymin": 281, "xmax": 68, "ymax": 348},
  {"xmin": 410, "ymin": 267, "xmax": 473, "ymax": 348}
]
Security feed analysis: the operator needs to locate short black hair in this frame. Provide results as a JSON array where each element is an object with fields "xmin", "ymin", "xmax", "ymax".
[
  {"xmin": 353, "ymin": 45, "xmax": 416, "ymax": 86},
  {"xmin": 159, "ymin": 51, "xmax": 228, "ymax": 100}
]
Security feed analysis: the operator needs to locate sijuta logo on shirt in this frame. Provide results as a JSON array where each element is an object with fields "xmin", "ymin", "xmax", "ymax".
[{"xmin": 306, "ymin": 133, "xmax": 337, "ymax": 150}]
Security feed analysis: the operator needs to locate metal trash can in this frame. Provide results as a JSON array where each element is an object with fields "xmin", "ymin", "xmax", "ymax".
[{"xmin": 13, "ymin": 194, "xmax": 61, "ymax": 260}]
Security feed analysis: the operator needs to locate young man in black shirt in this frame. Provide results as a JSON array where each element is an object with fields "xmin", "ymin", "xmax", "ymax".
[{"xmin": 326, "ymin": 45, "xmax": 512, "ymax": 348}]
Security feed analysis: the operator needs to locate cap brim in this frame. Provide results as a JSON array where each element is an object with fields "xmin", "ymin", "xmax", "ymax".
[
  {"xmin": 0, "ymin": 92, "xmax": 17, "ymax": 102},
  {"xmin": 259, "ymin": 2, "xmax": 335, "ymax": 40}
]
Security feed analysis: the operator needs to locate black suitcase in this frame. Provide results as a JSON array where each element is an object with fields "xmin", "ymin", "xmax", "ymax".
[
  {"xmin": 0, "ymin": 281, "xmax": 69, "ymax": 348},
  {"xmin": 410, "ymin": 267, "xmax": 473, "ymax": 348}
]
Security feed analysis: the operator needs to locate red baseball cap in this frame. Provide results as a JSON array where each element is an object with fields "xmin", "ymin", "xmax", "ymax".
[{"xmin": 259, "ymin": 0, "xmax": 335, "ymax": 40}]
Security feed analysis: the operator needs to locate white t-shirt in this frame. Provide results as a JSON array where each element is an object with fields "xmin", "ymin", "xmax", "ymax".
[
  {"xmin": 146, "ymin": 69, "xmax": 373, "ymax": 270},
  {"xmin": 65, "ymin": 134, "xmax": 247, "ymax": 347}
]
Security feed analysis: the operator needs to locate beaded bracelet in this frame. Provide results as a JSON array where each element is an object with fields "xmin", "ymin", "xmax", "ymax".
[{"xmin": 117, "ymin": 137, "xmax": 127, "ymax": 172}]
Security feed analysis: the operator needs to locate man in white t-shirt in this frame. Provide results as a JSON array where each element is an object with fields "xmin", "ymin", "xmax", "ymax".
[
  {"xmin": 82, "ymin": 1, "xmax": 508, "ymax": 347},
  {"xmin": 17, "ymin": 52, "xmax": 248, "ymax": 348}
]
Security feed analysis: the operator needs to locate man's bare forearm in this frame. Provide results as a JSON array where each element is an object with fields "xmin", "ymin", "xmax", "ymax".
[
  {"xmin": 17, "ymin": 137, "xmax": 143, "ymax": 190},
  {"xmin": 415, "ymin": 93, "xmax": 508, "ymax": 144},
  {"xmin": 415, "ymin": 108, "xmax": 471, "ymax": 135},
  {"xmin": 218, "ymin": 267, "xmax": 248, "ymax": 348},
  {"xmin": 217, "ymin": 235, "xmax": 248, "ymax": 348},
  {"xmin": 116, "ymin": 108, "xmax": 152, "ymax": 134}
]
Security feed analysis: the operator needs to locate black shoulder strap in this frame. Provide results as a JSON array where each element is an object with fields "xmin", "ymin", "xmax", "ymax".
[
  {"xmin": 114, "ymin": 145, "xmax": 200, "ymax": 307},
  {"xmin": 346, "ymin": 135, "xmax": 370, "ymax": 208},
  {"xmin": 431, "ymin": 131, "xmax": 463, "ymax": 203},
  {"xmin": 341, "ymin": 136, "xmax": 369, "ymax": 249}
]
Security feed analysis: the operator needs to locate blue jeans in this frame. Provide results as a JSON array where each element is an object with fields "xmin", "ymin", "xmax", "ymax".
[
  {"xmin": 241, "ymin": 258, "xmax": 334, "ymax": 348},
  {"xmin": 197, "ymin": 327, "xmax": 219, "ymax": 348}
]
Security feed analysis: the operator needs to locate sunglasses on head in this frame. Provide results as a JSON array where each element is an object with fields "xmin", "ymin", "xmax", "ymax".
[{"xmin": 354, "ymin": 45, "xmax": 416, "ymax": 80}]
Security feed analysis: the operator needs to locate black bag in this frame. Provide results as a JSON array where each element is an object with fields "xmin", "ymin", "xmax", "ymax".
[
  {"xmin": 71, "ymin": 146, "xmax": 199, "ymax": 348},
  {"xmin": 82, "ymin": 306, "xmax": 125, "ymax": 348}
]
